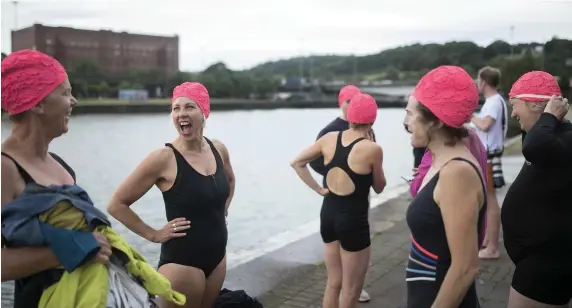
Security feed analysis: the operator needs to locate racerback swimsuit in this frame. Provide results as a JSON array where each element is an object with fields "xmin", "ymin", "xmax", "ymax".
[{"xmin": 320, "ymin": 131, "xmax": 373, "ymax": 252}]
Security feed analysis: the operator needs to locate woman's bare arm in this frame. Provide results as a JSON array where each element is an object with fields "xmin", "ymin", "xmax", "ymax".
[
  {"xmin": 107, "ymin": 148, "xmax": 172, "ymax": 242},
  {"xmin": 432, "ymin": 160, "xmax": 482, "ymax": 308},
  {"xmin": 290, "ymin": 135, "xmax": 329, "ymax": 195},
  {"xmin": 1, "ymin": 157, "xmax": 60, "ymax": 281},
  {"xmin": 370, "ymin": 144, "xmax": 386, "ymax": 193},
  {"xmin": 212, "ymin": 140, "xmax": 236, "ymax": 216}
]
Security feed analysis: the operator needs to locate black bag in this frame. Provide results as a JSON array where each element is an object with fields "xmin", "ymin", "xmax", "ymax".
[{"xmin": 213, "ymin": 288, "xmax": 263, "ymax": 308}]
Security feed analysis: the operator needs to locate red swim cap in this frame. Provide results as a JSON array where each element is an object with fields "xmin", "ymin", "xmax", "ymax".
[
  {"xmin": 338, "ymin": 85, "xmax": 361, "ymax": 107},
  {"xmin": 509, "ymin": 71, "xmax": 561, "ymax": 103},
  {"xmin": 1, "ymin": 49, "xmax": 68, "ymax": 115},
  {"xmin": 412, "ymin": 65, "xmax": 479, "ymax": 128},
  {"xmin": 346, "ymin": 93, "xmax": 378, "ymax": 124},
  {"xmin": 172, "ymin": 82, "xmax": 211, "ymax": 118}
]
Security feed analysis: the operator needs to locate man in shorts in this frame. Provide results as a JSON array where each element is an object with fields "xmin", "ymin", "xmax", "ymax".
[{"xmin": 470, "ymin": 66, "xmax": 508, "ymax": 259}]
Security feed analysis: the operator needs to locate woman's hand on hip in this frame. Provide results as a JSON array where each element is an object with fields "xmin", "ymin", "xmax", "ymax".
[
  {"xmin": 318, "ymin": 187, "xmax": 330, "ymax": 196},
  {"xmin": 151, "ymin": 217, "xmax": 191, "ymax": 243}
]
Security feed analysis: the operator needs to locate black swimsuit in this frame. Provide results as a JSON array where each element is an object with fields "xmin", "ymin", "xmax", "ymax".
[
  {"xmin": 158, "ymin": 138, "xmax": 230, "ymax": 277},
  {"xmin": 320, "ymin": 131, "xmax": 373, "ymax": 252},
  {"xmin": 405, "ymin": 157, "xmax": 486, "ymax": 308},
  {"xmin": 1, "ymin": 152, "xmax": 76, "ymax": 308}
]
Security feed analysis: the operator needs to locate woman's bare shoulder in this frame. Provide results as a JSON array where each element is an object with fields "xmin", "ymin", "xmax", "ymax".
[
  {"xmin": 139, "ymin": 147, "xmax": 175, "ymax": 172},
  {"xmin": 362, "ymin": 140, "xmax": 382, "ymax": 153}
]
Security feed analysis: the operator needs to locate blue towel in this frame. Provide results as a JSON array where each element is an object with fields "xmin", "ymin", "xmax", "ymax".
[{"xmin": 39, "ymin": 222, "xmax": 101, "ymax": 272}]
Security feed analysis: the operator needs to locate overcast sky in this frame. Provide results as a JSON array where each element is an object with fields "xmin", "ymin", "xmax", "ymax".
[{"xmin": 2, "ymin": 0, "xmax": 571, "ymax": 71}]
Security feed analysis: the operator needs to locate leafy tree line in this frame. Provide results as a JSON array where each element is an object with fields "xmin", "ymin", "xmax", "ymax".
[
  {"xmin": 250, "ymin": 38, "xmax": 572, "ymax": 86},
  {"xmin": 64, "ymin": 60, "xmax": 281, "ymax": 99}
]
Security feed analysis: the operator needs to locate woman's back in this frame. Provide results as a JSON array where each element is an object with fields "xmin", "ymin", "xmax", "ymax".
[
  {"xmin": 320, "ymin": 130, "xmax": 374, "ymax": 200},
  {"xmin": 319, "ymin": 130, "xmax": 376, "ymax": 253}
]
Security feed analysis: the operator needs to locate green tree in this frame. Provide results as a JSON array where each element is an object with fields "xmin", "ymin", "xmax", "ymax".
[
  {"xmin": 558, "ymin": 74, "xmax": 571, "ymax": 99},
  {"xmin": 483, "ymin": 40, "xmax": 512, "ymax": 60},
  {"xmin": 491, "ymin": 52, "xmax": 543, "ymax": 95},
  {"xmin": 68, "ymin": 60, "xmax": 102, "ymax": 97},
  {"xmin": 385, "ymin": 66, "xmax": 400, "ymax": 81},
  {"xmin": 99, "ymin": 81, "xmax": 110, "ymax": 97},
  {"xmin": 118, "ymin": 81, "xmax": 132, "ymax": 90}
]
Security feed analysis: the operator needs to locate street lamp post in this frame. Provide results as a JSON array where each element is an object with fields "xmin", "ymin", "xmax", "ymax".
[{"xmin": 12, "ymin": 1, "xmax": 19, "ymax": 30}]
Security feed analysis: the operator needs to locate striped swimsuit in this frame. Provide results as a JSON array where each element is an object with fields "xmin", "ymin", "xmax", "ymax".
[{"xmin": 405, "ymin": 158, "xmax": 486, "ymax": 308}]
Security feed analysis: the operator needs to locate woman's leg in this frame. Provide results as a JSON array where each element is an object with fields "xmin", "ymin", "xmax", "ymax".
[
  {"xmin": 339, "ymin": 246, "xmax": 371, "ymax": 308},
  {"xmin": 200, "ymin": 256, "xmax": 227, "ymax": 308},
  {"xmin": 323, "ymin": 241, "xmax": 343, "ymax": 308},
  {"xmin": 157, "ymin": 263, "xmax": 206, "ymax": 308}
]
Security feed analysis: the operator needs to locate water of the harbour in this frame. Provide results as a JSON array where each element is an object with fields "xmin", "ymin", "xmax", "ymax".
[{"xmin": 1, "ymin": 107, "xmax": 415, "ymax": 305}]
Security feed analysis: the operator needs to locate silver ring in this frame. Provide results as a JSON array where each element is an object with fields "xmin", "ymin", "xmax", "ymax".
[
  {"xmin": 173, "ymin": 226, "xmax": 178, "ymax": 232},
  {"xmin": 172, "ymin": 223, "xmax": 177, "ymax": 228}
]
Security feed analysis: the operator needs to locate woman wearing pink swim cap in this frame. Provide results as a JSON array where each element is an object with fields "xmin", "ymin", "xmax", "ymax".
[
  {"xmin": 2, "ymin": 50, "xmax": 181, "ymax": 307},
  {"xmin": 501, "ymin": 71, "xmax": 572, "ymax": 307},
  {"xmin": 291, "ymin": 93, "xmax": 386, "ymax": 308},
  {"xmin": 108, "ymin": 82, "xmax": 236, "ymax": 308},
  {"xmin": 1, "ymin": 50, "xmax": 108, "ymax": 307},
  {"xmin": 403, "ymin": 66, "xmax": 486, "ymax": 308}
]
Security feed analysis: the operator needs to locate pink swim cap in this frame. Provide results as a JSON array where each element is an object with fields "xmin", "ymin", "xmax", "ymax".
[
  {"xmin": 172, "ymin": 82, "xmax": 211, "ymax": 118},
  {"xmin": 509, "ymin": 71, "xmax": 561, "ymax": 103},
  {"xmin": 338, "ymin": 85, "xmax": 361, "ymax": 107},
  {"xmin": 1, "ymin": 49, "xmax": 68, "ymax": 115},
  {"xmin": 412, "ymin": 65, "xmax": 479, "ymax": 128},
  {"xmin": 346, "ymin": 93, "xmax": 378, "ymax": 124}
]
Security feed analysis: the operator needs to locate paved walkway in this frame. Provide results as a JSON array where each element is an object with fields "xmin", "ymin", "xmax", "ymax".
[
  {"xmin": 257, "ymin": 155, "xmax": 526, "ymax": 308},
  {"xmin": 257, "ymin": 210, "xmax": 513, "ymax": 308}
]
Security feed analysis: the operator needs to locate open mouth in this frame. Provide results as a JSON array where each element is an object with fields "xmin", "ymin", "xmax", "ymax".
[{"xmin": 179, "ymin": 121, "xmax": 192, "ymax": 135}]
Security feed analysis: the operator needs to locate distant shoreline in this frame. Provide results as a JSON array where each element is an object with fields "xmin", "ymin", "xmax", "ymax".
[
  {"xmin": 64, "ymin": 99, "xmax": 410, "ymax": 115},
  {"xmin": 1, "ymin": 98, "xmax": 490, "ymax": 117}
]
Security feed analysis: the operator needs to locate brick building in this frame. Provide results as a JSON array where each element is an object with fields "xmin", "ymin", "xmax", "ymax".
[{"xmin": 11, "ymin": 24, "xmax": 179, "ymax": 77}]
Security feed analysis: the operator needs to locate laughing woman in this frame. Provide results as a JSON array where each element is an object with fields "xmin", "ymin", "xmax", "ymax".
[{"xmin": 107, "ymin": 82, "xmax": 236, "ymax": 308}]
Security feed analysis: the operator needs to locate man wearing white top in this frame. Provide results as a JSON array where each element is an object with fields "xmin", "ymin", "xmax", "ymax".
[{"xmin": 470, "ymin": 66, "xmax": 508, "ymax": 260}]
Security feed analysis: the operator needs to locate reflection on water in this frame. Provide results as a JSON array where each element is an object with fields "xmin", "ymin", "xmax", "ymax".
[{"xmin": 1, "ymin": 108, "xmax": 413, "ymax": 305}]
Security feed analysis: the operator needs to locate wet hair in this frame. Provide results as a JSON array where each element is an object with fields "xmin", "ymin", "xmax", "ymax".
[
  {"xmin": 417, "ymin": 103, "xmax": 469, "ymax": 146},
  {"xmin": 478, "ymin": 66, "xmax": 501, "ymax": 88},
  {"xmin": 349, "ymin": 123, "xmax": 371, "ymax": 130}
]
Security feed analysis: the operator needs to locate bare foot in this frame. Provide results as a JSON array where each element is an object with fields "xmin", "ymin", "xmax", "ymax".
[{"xmin": 478, "ymin": 248, "xmax": 500, "ymax": 260}]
